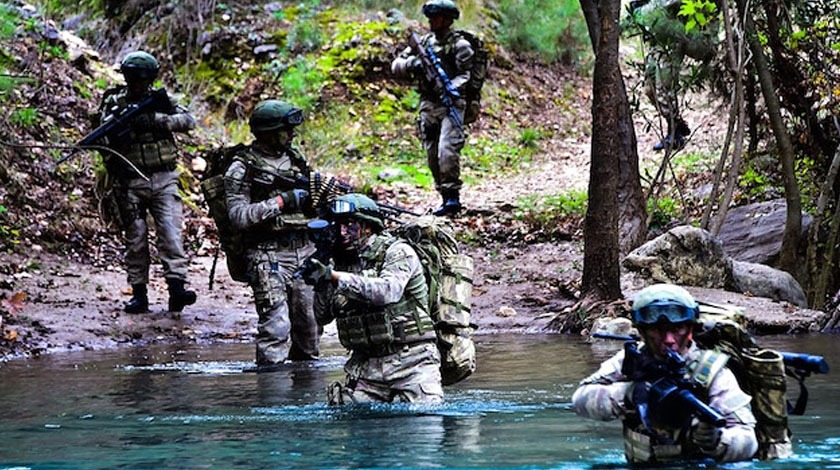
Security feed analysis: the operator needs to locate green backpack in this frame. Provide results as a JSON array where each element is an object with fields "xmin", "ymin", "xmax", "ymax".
[
  {"xmin": 390, "ymin": 215, "xmax": 477, "ymax": 385},
  {"xmin": 694, "ymin": 303, "xmax": 796, "ymax": 460},
  {"xmin": 200, "ymin": 144, "xmax": 250, "ymax": 284},
  {"xmin": 455, "ymin": 30, "xmax": 488, "ymax": 125}
]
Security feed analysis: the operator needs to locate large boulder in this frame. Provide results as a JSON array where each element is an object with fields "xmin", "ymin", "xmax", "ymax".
[
  {"xmin": 623, "ymin": 225, "xmax": 808, "ymax": 308},
  {"xmin": 717, "ymin": 199, "xmax": 812, "ymax": 264},
  {"xmin": 622, "ymin": 225, "xmax": 734, "ymax": 288},
  {"xmin": 731, "ymin": 260, "xmax": 808, "ymax": 307}
]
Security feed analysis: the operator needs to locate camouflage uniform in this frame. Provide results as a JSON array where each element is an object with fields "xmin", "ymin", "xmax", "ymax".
[
  {"xmin": 572, "ymin": 341, "xmax": 758, "ymax": 464},
  {"xmin": 392, "ymin": 31, "xmax": 474, "ymax": 202},
  {"xmin": 313, "ymin": 232, "xmax": 443, "ymax": 404},
  {"xmin": 99, "ymin": 86, "xmax": 195, "ymax": 289},
  {"xmin": 634, "ymin": 0, "xmax": 719, "ymax": 146},
  {"xmin": 224, "ymin": 145, "xmax": 321, "ymax": 365}
]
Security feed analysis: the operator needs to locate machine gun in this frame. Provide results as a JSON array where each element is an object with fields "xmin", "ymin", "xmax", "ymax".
[
  {"xmin": 246, "ymin": 165, "xmax": 421, "ymax": 221},
  {"xmin": 58, "ymin": 88, "xmax": 174, "ymax": 168},
  {"xmin": 409, "ymin": 32, "xmax": 464, "ymax": 132}
]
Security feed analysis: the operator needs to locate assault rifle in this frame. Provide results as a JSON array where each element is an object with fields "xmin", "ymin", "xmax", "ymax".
[
  {"xmin": 58, "ymin": 88, "xmax": 174, "ymax": 166},
  {"xmin": 409, "ymin": 32, "xmax": 464, "ymax": 132},
  {"xmin": 619, "ymin": 339, "xmax": 726, "ymax": 429}
]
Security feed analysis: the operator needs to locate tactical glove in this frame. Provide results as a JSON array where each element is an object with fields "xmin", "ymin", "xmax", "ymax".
[
  {"xmin": 281, "ymin": 189, "xmax": 309, "ymax": 211},
  {"xmin": 131, "ymin": 113, "xmax": 156, "ymax": 133},
  {"xmin": 301, "ymin": 258, "xmax": 332, "ymax": 285},
  {"xmin": 691, "ymin": 420, "xmax": 723, "ymax": 453}
]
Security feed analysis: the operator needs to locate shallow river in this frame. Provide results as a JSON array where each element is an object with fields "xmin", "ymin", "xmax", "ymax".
[{"xmin": 0, "ymin": 333, "xmax": 837, "ymax": 469}]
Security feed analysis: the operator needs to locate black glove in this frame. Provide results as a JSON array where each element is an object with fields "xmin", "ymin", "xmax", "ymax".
[
  {"xmin": 281, "ymin": 189, "xmax": 309, "ymax": 211},
  {"xmin": 691, "ymin": 421, "xmax": 723, "ymax": 452},
  {"xmin": 300, "ymin": 258, "xmax": 332, "ymax": 285},
  {"xmin": 622, "ymin": 341, "xmax": 667, "ymax": 381},
  {"xmin": 131, "ymin": 113, "xmax": 156, "ymax": 133}
]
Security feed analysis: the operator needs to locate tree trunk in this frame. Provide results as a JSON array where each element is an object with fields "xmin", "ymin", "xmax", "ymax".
[
  {"xmin": 581, "ymin": 0, "xmax": 623, "ymax": 301},
  {"xmin": 580, "ymin": 0, "xmax": 647, "ymax": 255},
  {"xmin": 745, "ymin": 14, "xmax": 802, "ymax": 277}
]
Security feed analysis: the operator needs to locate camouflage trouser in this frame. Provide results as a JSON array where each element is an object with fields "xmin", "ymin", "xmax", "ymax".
[
  {"xmin": 119, "ymin": 169, "xmax": 189, "ymax": 285},
  {"xmin": 327, "ymin": 341, "xmax": 443, "ymax": 405},
  {"xmin": 417, "ymin": 99, "xmax": 466, "ymax": 194},
  {"xmin": 247, "ymin": 240, "xmax": 321, "ymax": 365},
  {"xmin": 644, "ymin": 44, "xmax": 685, "ymax": 130}
]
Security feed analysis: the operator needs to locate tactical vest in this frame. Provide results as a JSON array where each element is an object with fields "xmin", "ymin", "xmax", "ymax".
[
  {"xmin": 334, "ymin": 235, "xmax": 435, "ymax": 355},
  {"xmin": 418, "ymin": 32, "xmax": 463, "ymax": 100},
  {"xmin": 234, "ymin": 145, "xmax": 311, "ymax": 237},
  {"xmin": 100, "ymin": 87, "xmax": 178, "ymax": 173},
  {"xmin": 622, "ymin": 347, "xmax": 731, "ymax": 464}
]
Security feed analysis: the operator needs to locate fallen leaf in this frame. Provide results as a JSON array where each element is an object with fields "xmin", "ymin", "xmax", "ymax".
[
  {"xmin": 1, "ymin": 292, "xmax": 27, "ymax": 316},
  {"xmin": 4, "ymin": 329, "xmax": 19, "ymax": 341}
]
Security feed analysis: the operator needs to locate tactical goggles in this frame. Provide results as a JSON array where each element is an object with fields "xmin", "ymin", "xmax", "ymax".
[
  {"xmin": 632, "ymin": 301, "xmax": 698, "ymax": 325},
  {"xmin": 330, "ymin": 199, "xmax": 356, "ymax": 216},
  {"xmin": 284, "ymin": 109, "xmax": 304, "ymax": 126}
]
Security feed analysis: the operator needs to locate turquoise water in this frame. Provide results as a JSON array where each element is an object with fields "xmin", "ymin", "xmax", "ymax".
[{"xmin": 0, "ymin": 333, "xmax": 837, "ymax": 469}]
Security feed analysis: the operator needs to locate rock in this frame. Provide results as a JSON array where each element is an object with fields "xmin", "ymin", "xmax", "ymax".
[
  {"xmin": 623, "ymin": 225, "xmax": 734, "ymax": 289},
  {"xmin": 590, "ymin": 317, "xmax": 634, "ymax": 338},
  {"xmin": 731, "ymin": 260, "xmax": 808, "ymax": 307},
  {"xmin": 496, "ymin": 306, "xmax": 517, "ymax": 317},
  {"xmin": 718, "ymin": 199, "xmax": 812, "ymax": 264}
]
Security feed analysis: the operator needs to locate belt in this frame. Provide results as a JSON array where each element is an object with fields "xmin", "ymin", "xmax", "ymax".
[
  {"xmin": 364, "ymin": 338, "xmax": 436, "ymax": 358},
  {"xmin": 252, "ymin": 231, "xmax": 309, "ymax": 250}
]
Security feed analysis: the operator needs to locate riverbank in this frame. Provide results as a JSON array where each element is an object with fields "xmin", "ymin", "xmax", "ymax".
[{"xmin": 1, "ymin": 238, "xmax": 827, "ymax": 363}]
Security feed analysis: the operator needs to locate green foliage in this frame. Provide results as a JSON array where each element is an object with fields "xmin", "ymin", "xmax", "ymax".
[
  {"xmin": 0, "ymin": 3, "xmax": 19, "ymax": 39},
  {"xmin": 738, "ymin": 165, "xmax": 770, "ymax": 198},
  {"xmin": 678, "ymin": 0, "xmax": 718, "ymax": 32},
  {"xmin": 0, "ymin": 205, "xmax": 20, "ymax": 246},
  {"xmin": 514, "ymin": 190, "xmax": 587, "ymax": 233},
  {"xmin": 282, "ymin": 57, "xmax": 326, "ymax": 110},
  {"xmin": 647, "ymin": 196, "xmax": 679, "ymax": 230},
  {"xmin": 496, "ymin": 0, "xmax": 589, "ymax": 64},
  {"xmin": 38, "ymin": 41, "xmax": 68, "ymax": 60},
  {"xmin": 10, "ymin": 107, "xmax": 39, "ymax": 128},
  {"xmin": 518, "ymin": 127, "xmax": 542, "ymax": 148}
]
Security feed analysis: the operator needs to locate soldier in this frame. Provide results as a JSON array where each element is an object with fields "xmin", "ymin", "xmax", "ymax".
[
  {"xmin": 98, "ymin": 50, "xmax": 197, "ymax": 314},
  {"xmin": 301, "ymin": 194, "xmax": 443, "ymax": 404},
  {"xmin": 224, "ymin": 100, "xmax": 321, "ymax": 366},
  {"xmin": 391, "ymin": 0, "xmax": 474, "ymax": 216},
  {"xmin": 572, "ymin": 284, "xmax": 758, "ymax": 464},
  {"xmin": 629, "ymin": 0, "xmax": 720, "ymax": 151}
]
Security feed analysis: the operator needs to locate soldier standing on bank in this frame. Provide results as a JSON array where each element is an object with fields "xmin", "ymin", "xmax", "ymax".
[
  {"xmin": 301, "ymin": 194, "xmax": 443, "ymax": 404},
  {"xmin": 224, "ymin": 100, "xmax": 322, "ymax": 367},
  {"xmin": 572, "ymin": 284, "xmax": 758, "ymax": 464},
  {"xmin": 391, "ymin": 0, "xmax": 474, "ymax": 216},
  {"xmin": 98, "ymin": 51, "xmax": 197, "ymax": 314}
]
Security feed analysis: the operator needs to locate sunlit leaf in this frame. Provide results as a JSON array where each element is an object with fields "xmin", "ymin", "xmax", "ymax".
[{"xmin": 1, "ymin": 292, "xmax": 27, "ymax": 316}]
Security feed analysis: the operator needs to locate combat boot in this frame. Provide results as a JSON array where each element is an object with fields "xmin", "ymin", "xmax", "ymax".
[
  {"xmin": 433, "ymin": 190, "xmax": 462, "ymax": 216},
  {"xmin": 125, "ymin": 284, "xmax": 149, "ymax": 314},
  {"xmin": 167, "ymin": 278, "xmax": 197, "ymax": 312}
]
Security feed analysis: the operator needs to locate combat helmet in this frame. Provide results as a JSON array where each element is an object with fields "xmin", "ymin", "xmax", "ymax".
[
  {"xmin": 631, "ymin": 284, "xmax": 699, "ymax": 326},
  {"xmin": 120, "ymin": 51, "xmax": 160, "ymax": 80},
  {"xmin": 249, "ymin": 100, "xmax": 304, "ymax": 132},
  {"xmin": 330, "ymin": 193, "xmax": 385, "ymax": 230},
  {"xmin": 422, "ymin": 0, "xmax": 460, "ymax": 19}
]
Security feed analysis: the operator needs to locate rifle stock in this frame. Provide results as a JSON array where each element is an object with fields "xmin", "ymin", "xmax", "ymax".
[{"xmin": 409, "ymin": 32, "xmax": 464, "ymax": 131}]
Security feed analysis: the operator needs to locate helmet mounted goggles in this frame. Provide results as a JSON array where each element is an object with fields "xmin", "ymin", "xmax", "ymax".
[{"xmin": 632, "ymin": 299, "xmax": 699, "ymax": 326}]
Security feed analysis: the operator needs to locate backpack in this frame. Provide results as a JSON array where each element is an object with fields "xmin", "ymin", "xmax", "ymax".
[
  {"xmin": 693, "ymin": 302, "xmax": 794, "ymax": 460},
  {"xmin": 390, "ymin": 215, "xmax": 477, "ymax": 385},
  {"xmin": 199, "ymin": 144, "xmax": 250, "ymax": 284},
  {"xmin": 455, "ymin": 30, "xmax": 488, "ymax": 125}
]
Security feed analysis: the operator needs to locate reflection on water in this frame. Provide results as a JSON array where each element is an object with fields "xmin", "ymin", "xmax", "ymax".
[{"xmin": 0, "ymin": 334, "xmax": 838, "ymax": 469}]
